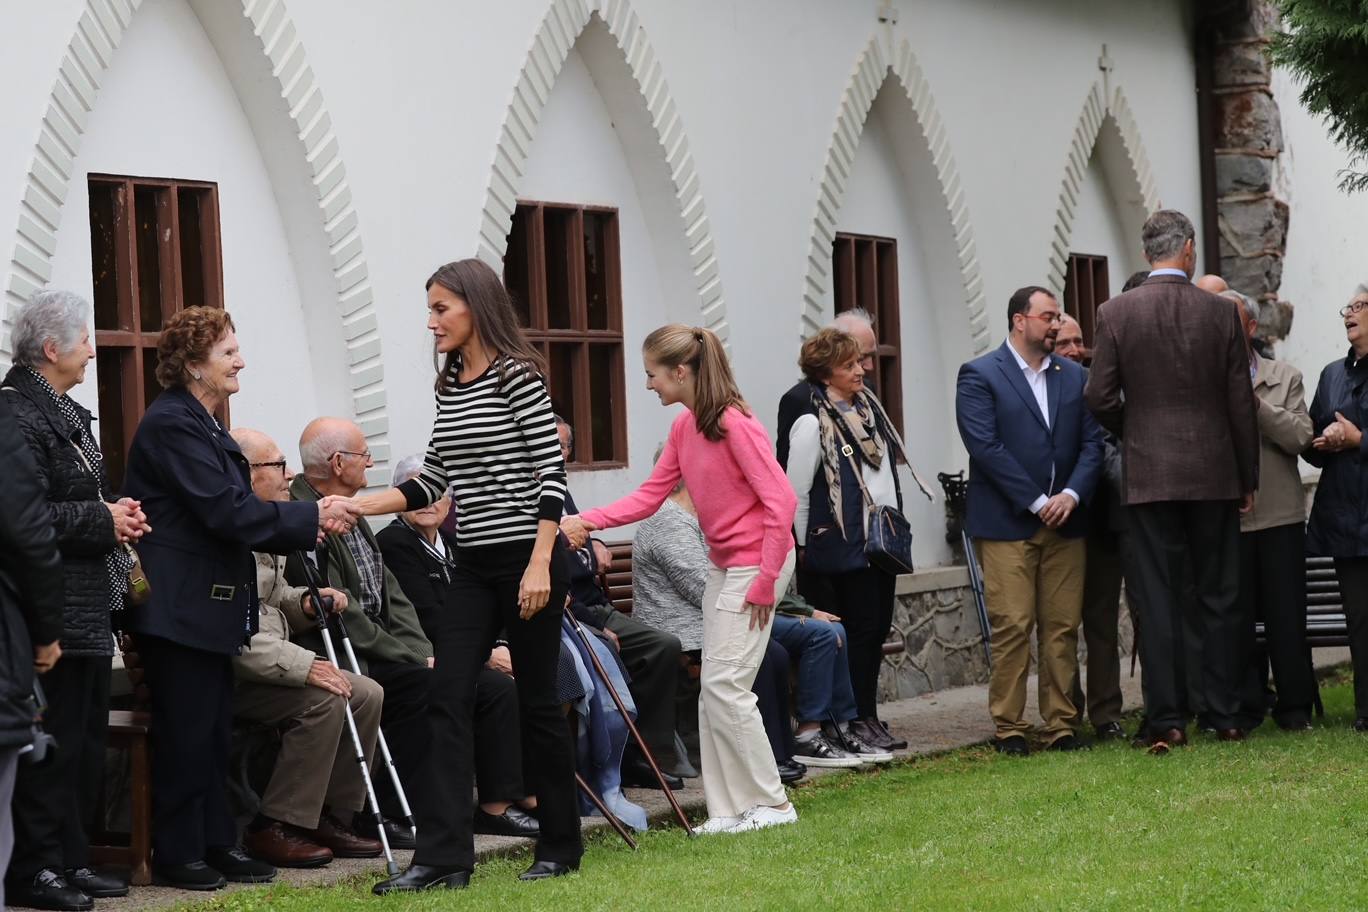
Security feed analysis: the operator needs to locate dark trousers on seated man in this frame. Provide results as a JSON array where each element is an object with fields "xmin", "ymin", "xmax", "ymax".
[
  {"xmin": 1125, "ymin": 500, "xmax": 1252, "ymax": 733},
  {"xmin": 978, "ymin": 529, "xmax": 1085, "ymax": 742}
]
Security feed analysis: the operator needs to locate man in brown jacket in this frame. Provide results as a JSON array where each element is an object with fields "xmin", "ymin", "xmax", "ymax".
[
  {"xmin": 230, "ymin": 428, "xmax": 383, "ymax": 868},
  {"xmin": 1085, "ymin": 209, "xmax": 1260, "ymax": 750},
  {"xmin": 1224, "ymin": 291, "xmax": 1317, "ymax": 730}
]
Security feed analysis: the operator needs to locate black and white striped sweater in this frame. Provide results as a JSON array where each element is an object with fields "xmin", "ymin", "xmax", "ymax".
[{"xmin": 399, "ymin": 357, "xmax": 566, "ymax": 548}]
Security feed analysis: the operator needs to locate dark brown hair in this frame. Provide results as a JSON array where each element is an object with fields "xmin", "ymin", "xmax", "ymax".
[
  {"xmin": 156, "ymin": 306, "xmax": 236, "ymax": 389},
  {"xmin": 798, "ymin": 328, "xmax": 861, "ymax": 383},
  {"xmin": 426, "ymin": 258, "xmax": 546, "ymax": 391},
  {"xmin": 642, "ymin": 324, "xmax": 747, "ymax": 442}
]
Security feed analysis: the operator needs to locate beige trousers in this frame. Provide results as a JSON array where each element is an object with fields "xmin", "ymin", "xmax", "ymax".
[
  {"xmin": 698, "ymin": 549, "xmax": 796, "ymax": 819},
  {"xmin": 977, "ymin": 528, "xmax": 1085, "ymax": 742}
]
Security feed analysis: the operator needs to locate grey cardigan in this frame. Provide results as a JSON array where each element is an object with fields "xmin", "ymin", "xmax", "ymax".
[{"xmin": 631, "ymin": 500, "xmax": 708, "ymax": 651}]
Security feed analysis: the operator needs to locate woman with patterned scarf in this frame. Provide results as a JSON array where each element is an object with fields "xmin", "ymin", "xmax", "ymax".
[
  {"xmin": 2, "ymin": 290, "xmax": 151, "ymax": 910},
  {"xmin": 785, "ymin": 327, "xmax": 928, "ymax": 754}
]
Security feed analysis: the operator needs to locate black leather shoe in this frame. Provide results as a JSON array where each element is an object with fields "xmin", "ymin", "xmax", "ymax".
[
  {"xmin": 65, "ymin": 867, "xmax": 128, "ymax": 898},
  {"xmin": 1354, "ymin": 717, "xmax": 1368, "ymax": 733},
  {"xmin": 204, "ymin": 846, "xmax": 275, "ymax": 883},
  {"xmin": 519, "ymin": 860, "xmax": 578, "ymax": 881},
  {"xmin": 474, "ymin": 806, "xmax": 540, "ymax": 838},
  {"xmin": 354, "ymin": 813, "xmax": 417, "ymax": 850},
  {"xmin": 777, "ymin": 758, "xmax": 807, "ymax": 784},
  {"xmin": 7, "ymin": 869, "xmax": 93, "ymax": 910},
  {"xmin": 151, "ymin": 861, "xmax": 226, "ymax": 891},
  {"xmin": 620, "ymin": 759, "xmax": 684, "ymax": 790},
  {"xmin": 1094, "ymin": 721, "xmax": 1125, "ymax": 742},
  {"xmin": 1046, "ymin": 734, "xmax": 1088, "ymax": 752},
  {"xmin": 372, "ymin": 864, "xmax": 471, "ymax": 895},
  {"xmin": 993, "ymin": 735, "xmax": 1029, "ymax": 757}
]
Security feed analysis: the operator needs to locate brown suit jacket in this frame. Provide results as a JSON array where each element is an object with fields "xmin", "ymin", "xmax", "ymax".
[{"xmin": 1084, "ymin": 273, "xmax": 1259, "ymax": 505}]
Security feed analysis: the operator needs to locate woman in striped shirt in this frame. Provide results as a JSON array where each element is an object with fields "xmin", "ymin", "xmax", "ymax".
[{"xmin": 348, "ymin": 259, "xmax": 581, "ymax": 892}]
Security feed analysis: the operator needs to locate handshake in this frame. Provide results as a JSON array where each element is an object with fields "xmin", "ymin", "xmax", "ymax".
[
  {"xmin": 317, "ymin": 495, "xmax": 364, "ymax": 541},
  {"xmin": 559, "ymin": 514, "xmax": 598, "ymax": 550}
]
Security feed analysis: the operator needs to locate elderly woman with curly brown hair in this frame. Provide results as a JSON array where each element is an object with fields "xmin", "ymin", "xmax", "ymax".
[{"xmin": 122, "ymin": 306, "xmax": 358, "ymax": 891}]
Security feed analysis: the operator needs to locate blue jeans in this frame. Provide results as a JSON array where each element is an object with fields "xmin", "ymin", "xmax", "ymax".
[{"xmin": 770, "ymin": 615, "xmax": 858, "ymax": 724}]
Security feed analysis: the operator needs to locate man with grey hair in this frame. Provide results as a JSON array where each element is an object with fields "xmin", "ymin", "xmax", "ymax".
[
  {"xmin": 1086, "ymin": 208, "xmax": 1261, "ymax": 750},
  {"xmin": 229, "ymin": 426, "xmax": 384, "ymax": 868},
  {"xmin": 1229, "ymin": 296, "xmax": 1317, "ymax": 730}
]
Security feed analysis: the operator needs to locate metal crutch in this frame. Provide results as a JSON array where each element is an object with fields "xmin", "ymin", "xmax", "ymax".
[
  {"xmin": 962, "ymin": 529, "xmax": 993, "ymax": 669},
  {"xmin": 292, "ymin": 550, "xmax": 400, "ymax": 876},
  {"xmin": 298, "ymin": 549, "xmax": 419, "ymax": 842},
  {"xmin": 566, "ymin": 617, "xmax": 695, "ymax": 837}
]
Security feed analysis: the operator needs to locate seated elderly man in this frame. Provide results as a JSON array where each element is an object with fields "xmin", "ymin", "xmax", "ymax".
[
  {"xmin": 287, "ymin": 419, "xmax": 536, "ymax": 843},
  {"xmin": 229, "ymin": 428, "xmax": 383, "ymax": 867}
]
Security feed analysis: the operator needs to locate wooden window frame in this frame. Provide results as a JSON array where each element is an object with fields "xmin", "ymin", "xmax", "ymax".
[
  {"xmin": 89, "ymin": 173, "xmax": 224, "ymax": 490},
  {"xmin": 503, "ymin": 201, "xmax": 627, "ymax": 470},
  {"xmin": 1062, "ymin": 252, "xmax": 1110, "ymax": 351},
  {"xmin": 832, "ymin": 231, "xmax": 903, "ymax": 436}
]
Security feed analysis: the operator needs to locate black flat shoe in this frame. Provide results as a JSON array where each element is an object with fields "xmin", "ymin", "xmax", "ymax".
[
  {"xmin": 372, "ymin": 864, "xmax": 471, "ymax": 895},
  {"xmin": 151, "ymin": 861, "xmax": 226, "ymax": 891},
  {"xmin": 65, "ymin": 866, "xmax": 128, "ymax": 898},
  {"xmin": 777, "ymin": 758, "xmax": 807, "ymax": 784},
  {"xmin": 474, "ymin": 806, "xmax": 540, "ymax": 838},
  {"xmin": 6, "ymin": 869, "xmax": 93, "ymax": 910},
  {"xmin": 620, "ymin": 759, "xmax": 684, "ymax": 791},
  {"xmin": 519, "ymin": 860, "xmax": 578, "ymax": 881},
  {"xmin": 354, "ymin": 813, "xmax": 417, "ymax": 850},
  {"xmin": 993, "ymin": 735, "xmax": 1029, "ymax": 757},
  {"xmin": 1046, "ymin": 734, "xmax": 1089, "ymax": 752},
  {"xmin": 1094, "ymin": 721, "xmax": 1126, "ymax": 742},
  {"xmin": 204, "ymin": 846, "xmax": 275, "ymax": 883}
]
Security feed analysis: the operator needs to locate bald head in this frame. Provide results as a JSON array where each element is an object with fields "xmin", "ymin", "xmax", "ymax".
[
  {"xmin": 1196, "ymin": 274, "xmax": 1228, "ymax": 295},
  {"xmin": 299, "ymin": 417, "xmax": 370, "ymax": 496}
]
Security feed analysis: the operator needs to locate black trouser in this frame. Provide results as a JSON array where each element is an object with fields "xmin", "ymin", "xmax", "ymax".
[
  {"xmin": 603, "ymin": 610, "xmax": 681, "ymax": 759},
  {"xmin": 415, "ymin": 539, "xmax": 580, "ymax": 870},
  {"xmin": 1240, "ymin": 523, "xmax": 1314, "ymax": 726},
  {"xmin": 138, "ymin": 636, "xmax": 237, "ymax": 865},
  {"xmin": 8, "ymin": 654, "xmax": 111, "ymax": 880},
  {"xmin": 1070, "ymin": 531, "xmax": 1124, "ymax": 727},
  {"xmin": 473, "ymin": 668, "xmax": 525, "ymax": 805},
  {"xmin": 809, "ymin": 566, "xmax": 896, "ymax": 720},
  {"xmin": 1125, "ymin": 500, "xmax": 1247, "ymax": 733},
  {"xmin": 366, "ymin": 661, "xmax": 431, "ymax": 819},
  {"xmin": 1332, "ymin": 557, "xmax": 1368, "ymax": 719},
  {"xmin": 750, "ymin": 640, "xmax": 793, "ymax": 764}
]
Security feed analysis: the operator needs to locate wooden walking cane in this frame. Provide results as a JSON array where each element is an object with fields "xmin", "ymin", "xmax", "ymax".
[
  {"xmin": 575, "ymin": 772, "xmax": 638, "ymax": 850},
  {"xmin": 569, "ymin": 619, "xmax": 696, "ymax": 837}
]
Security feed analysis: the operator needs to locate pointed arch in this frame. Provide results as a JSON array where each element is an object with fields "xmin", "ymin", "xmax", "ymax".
[
  {"xmin": 800, "ymin": 36, "xmax": 988, "ymax": 353},
  {"xmin": 1, "ymin": 0, "xmax": 391, "ymax": 468},
  {"xmin": 476, "ymin": 0, "xmax": 726, "ymax": 340},
  {"xmin": 1045, "ymin": 82, "xmax": 1161, "ymax": 296}
]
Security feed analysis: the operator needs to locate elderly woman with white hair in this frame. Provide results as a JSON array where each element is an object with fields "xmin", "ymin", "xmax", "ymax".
[{"xmin": 1, "ymin": 290, "xmax": 151, "ymax": 909}]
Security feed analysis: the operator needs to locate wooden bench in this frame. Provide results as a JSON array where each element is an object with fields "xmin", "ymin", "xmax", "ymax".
[
  {"xmin": 1250, "ymin": 554, "xmax": 1342, "ymax": 718},
  {"xmin": 600, "ymin": 540, "xmax": 905, "ymax": 657},
  {"xmin": 91, "ymin": 635, "xmax": 153, "ymax": 886}
]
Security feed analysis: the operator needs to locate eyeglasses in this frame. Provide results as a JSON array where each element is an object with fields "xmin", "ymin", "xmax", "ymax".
[
  {"xmin": 249, "ymin": 460, "xmax": 287, "ymax": 475},
  {"xmin": 1342, "ymin": 300, "xmax": 1368, "ymax": 317},
  {"xmin": 334, "ymin": 450, "xmax": 373, "ymax": 462},
  {"xmin": 1023, "ymin": 313, "xmax": 1065, "ymax": 326}
]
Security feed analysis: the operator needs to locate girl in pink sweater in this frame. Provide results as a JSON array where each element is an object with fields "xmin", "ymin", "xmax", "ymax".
[{"xmin": 562, "ymin": 324, "xmax": 798, "ymax": 835}]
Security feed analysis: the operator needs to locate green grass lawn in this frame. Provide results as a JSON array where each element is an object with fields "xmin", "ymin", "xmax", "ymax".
[{"xmin": 178, "ymin": 679, "xmax": 1368, "ymax": 912}]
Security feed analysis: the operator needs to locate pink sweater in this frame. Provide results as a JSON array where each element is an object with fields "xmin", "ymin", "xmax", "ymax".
[{"xmin": 580, "ymin": 407, "xmax": 797, "ymax": 606}]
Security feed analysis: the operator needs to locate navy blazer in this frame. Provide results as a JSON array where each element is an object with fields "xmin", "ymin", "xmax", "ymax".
[
  {"xmin": 122, "ymin": 387, "xmax": 318, "ymax": 654},
  {"xmin": 955, "ymin": 341, "xmax": 1104, "ymax": 541}
]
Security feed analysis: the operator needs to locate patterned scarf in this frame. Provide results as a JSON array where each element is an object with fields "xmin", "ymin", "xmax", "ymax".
[{"xmin": 24, "ymin": 367, "xmax": 133, "ymax": 614}]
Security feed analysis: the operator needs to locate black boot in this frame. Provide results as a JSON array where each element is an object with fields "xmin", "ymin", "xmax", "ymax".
[{"xmin": 372, "ymin": 864, "xmax": 471, "ymax": 895}]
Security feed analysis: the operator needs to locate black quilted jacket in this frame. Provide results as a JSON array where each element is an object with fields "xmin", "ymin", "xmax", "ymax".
[{"xmin": 1, "ymin": 367, "xmax": 117, "ymax": 657}]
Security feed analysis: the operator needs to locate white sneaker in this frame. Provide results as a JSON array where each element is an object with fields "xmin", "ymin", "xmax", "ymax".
[
  {"xmin": 726, "ymin": 804, "xmax": 798, "ymax": 833},
  {"xmin": 695, "ymin": 815, "xmax": 741, "ymax": 835}
]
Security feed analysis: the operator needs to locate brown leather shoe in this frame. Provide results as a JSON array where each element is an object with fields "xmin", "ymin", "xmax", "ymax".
[
  {"xmin": 242, "ymin": 822, "xmax": 332, "ymax": 869},
  {"xmin": 1141, "ymin": 727, "xmax": 1188, "ymax": 755},
  {"xmin": 1216, "ymin": 727, "xmax": 1247, "ymax": 742},
  {"xmin": 308, "ymin": 813, "xmax": 383, "ymax": 858}
]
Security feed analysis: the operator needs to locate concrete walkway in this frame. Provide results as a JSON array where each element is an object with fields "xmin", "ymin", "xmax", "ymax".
[{"xmin": 91, "ymin": 648, "xmax": 1348, "ymax": 911}]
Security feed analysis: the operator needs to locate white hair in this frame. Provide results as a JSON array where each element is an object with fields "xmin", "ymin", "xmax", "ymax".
[
  {"xmin": 1220, "ymin": 289, "xmax": 1259, "ymax": 326},
  {"xmin": 830, "ymin": 308, "xmax": 874, "ymax": 333},
  {"xmin": 392, "ymin": 453, "xmax": 425, "ymax": 486},
  {"xmin": 12, "ymin": 289, "xmax": 90, "ymax": 367},
  {"xmin": 299, "ymin": 424, "xmax": 357, "ymax": 477}
]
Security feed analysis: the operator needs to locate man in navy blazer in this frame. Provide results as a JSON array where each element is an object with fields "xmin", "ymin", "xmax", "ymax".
[{"xmin": 955, "ymin": 286, "xmax": 1104, "ymax": 755}]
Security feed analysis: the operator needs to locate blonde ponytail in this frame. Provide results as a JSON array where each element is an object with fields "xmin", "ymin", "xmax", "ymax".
[{"xmin": 642, "ymin": 323, "xmax": 748, "ymax": 441}]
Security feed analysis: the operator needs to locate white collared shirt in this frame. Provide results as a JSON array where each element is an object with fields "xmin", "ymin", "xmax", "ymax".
[{"xmin": 1006, "ymin": 341, "xmax": 1079, "ymax": 513}]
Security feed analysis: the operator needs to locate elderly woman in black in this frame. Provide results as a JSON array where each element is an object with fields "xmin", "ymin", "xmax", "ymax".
[
  {"xmin": 1306, "ymin": 287, "xmax": 1368, "ymax": 730},
  {"xmin": 123, "ymin": 306, "xmax": 357, "ymax": 891},
  {"xmin": 2, "ymin": 290, "xmax": 151, "ymax": 910}
]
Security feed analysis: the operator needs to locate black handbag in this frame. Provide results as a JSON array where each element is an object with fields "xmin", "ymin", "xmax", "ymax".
[{"xmin": 839, "ymin": 441, "xmax": 916, "ymax": 575}]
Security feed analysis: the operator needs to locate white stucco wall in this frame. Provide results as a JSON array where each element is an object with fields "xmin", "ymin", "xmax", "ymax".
[
  {"xmin": 0, "ymin": 0, "xmax": 1210, "ymax": 565},
  {"xmin": 1071, "ymin": 153, "xmax": 1141, "ymax": 292}
]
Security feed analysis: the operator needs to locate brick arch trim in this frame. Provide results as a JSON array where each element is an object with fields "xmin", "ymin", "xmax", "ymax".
[
  {"xmin": 1, "ymin": 0, "xmax": 390, "ymax": 465},
  {"xmin": 800, "ymin": 36, "xmax": 989, "ymax": 354},
  {"xmin": 475, "ymin": 0, "xmax": 727, "ymax": 340},
  {"xmin": 1045, "ymin": 81, "xmax": 1162, "ymax": 296}
]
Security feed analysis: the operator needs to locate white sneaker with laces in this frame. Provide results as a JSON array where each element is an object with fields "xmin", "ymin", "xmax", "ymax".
[
  {"xmin": 726, "ymin": 804, "xmax": 798, "ymax": 833},
  {"xmin": 695, "ymin": 815, "xmax": 741, "ymax": 835}
]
